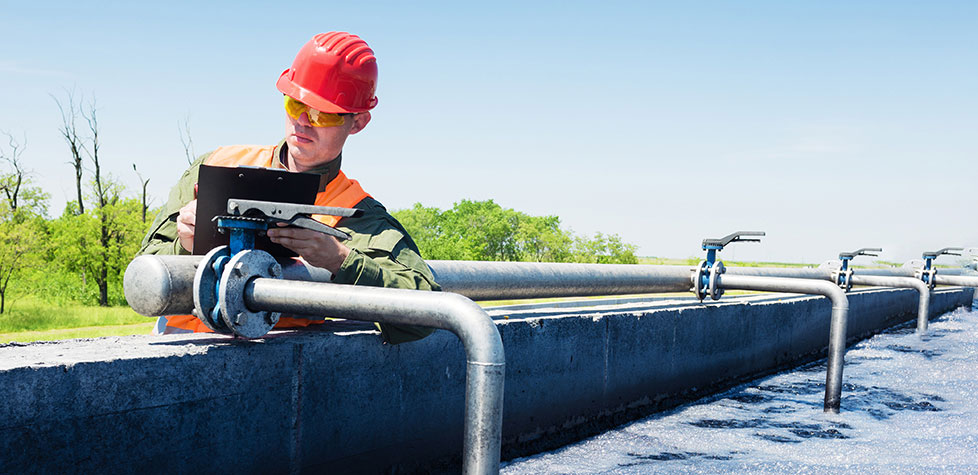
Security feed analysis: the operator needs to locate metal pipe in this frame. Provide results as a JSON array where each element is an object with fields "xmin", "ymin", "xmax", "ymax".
[
  {"xmin": 427, "ymin": 260, "xmax": 692, "ymax": 300},
  {"xmin": 726, "ymin": 266, "xmax": 975, "ymax": 279},
  {"xmin": 124, "ymin": 255, "xmax": 200, "ymax": 317},
  {"xmin": 247, "ymin": 279, "xmax": 504, "ymax": 475},
  {"xmin": 126, "ymin": 255, "xmax": 504, "ymax": 474},
  {"xmin": 717, "ymin": 274, "xmax": 849, "ymax": 413},
  {"xmin": 934, "ymin": 274, "xmax": 978, "ymax": 287},
  {"xmin": 724, "ymin": 267, "xmax": 833, "ymax": 279},
  {"xmin": 849, "ymin": 275, "xmax": 931, "ymax": 333},
  {"xmin": 858, "ymin": 267, "xmax": 971, "ymax": 277},
  {"xmin": 729, "ymin": 269, "xmax": 944, "ymax": 334},
  {"xmin": 126, "ymin": 255, "xmax": 975, "ymax": 317},
  {"xmin": 125, "ymin": 255, "xmax": 332, "ymax": 316}
]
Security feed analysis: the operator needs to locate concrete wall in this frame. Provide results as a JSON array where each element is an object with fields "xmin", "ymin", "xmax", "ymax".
[{"xmin": 0, "ymin": 287, "xmax": 972, "ymax": 473}]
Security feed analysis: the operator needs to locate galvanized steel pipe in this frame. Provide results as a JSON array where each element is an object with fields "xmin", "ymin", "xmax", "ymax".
[
  {"xmin": 126, "ymin": 255, "xmax": 975, "ymax": 316},
  {"xmin": 727, "ymin": 266, "xmax": 973, "ymax": 279},
  {"xmin": 246, "ymin": 279, "xmax": 504, "ymax": 475},
  {"xmin": 859, "ymin": 267, "xmax": 971, "ymax": 278},
  {"xmin": 724, "ymin": 267, "xmax": 834, "ymax": 279},
  {"xmin": 125, "ymin": 255, "xmax": 503, "ymax": 474},
  {"xmin": 125, "ymin": 255, "xmax": 333, "ymax": 316},
  {"xmin": 849, "ymin": 275, "xmax": 931, "ymax": 333},
  {"xmin": 728, "ymin": 268, "xmax": 941, "ymax": 334},
  {"xmin": 427, "ymin": 260, "xmax": 692, "ymax": 300},
  {"xmin": 934, "ymin": 274, "xmax": 978, "ymax": 288},
  {"xmin": 717, "ymin": 274, "xmax": 850, "ymax": 413}
]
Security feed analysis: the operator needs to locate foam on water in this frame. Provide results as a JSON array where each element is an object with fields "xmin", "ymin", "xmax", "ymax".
[{"xmin": 503, "ymin": 306, "xmax": 978, "ymax": 474}]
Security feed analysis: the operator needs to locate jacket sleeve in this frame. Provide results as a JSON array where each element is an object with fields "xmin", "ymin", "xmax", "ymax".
[
  {"xmin": 331, "ymin": 202, "xmax": 442, "ymax": 344},
  {"xmin": 137, "ymin": 154, "xmax": 209, "ymax": 256}
]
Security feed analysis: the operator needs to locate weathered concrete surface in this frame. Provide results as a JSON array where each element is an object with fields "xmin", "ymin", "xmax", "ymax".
[{"xmin": 0, "ymin": 287, "xmax": 972, "ymax": 473}]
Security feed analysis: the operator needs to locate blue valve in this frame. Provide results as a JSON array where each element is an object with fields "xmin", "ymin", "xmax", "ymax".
[
  {"xmin": 918, "ymin": 247, "xmax": 963, "ymax": 289},
  {"xmin": 694, "ymin": 231, "xmax": 765, "ymax": 301},
  {"xmin": 835, "ymin": 248, "xmax": 881, "ymax": 291}
]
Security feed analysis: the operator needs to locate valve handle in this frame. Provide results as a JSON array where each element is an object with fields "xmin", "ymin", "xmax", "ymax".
[
  {"xmin": 228, "ymin": 198, "xmax": 363, "ymax": 220},
  {"xmin": 922, "ymin": 247, "xmax": 964, "ymax": 259},
  {"xmin": 701, "ymin": 231, "xmax": 766, "ymax": 250},
  {"xmin": 838, "ymin": 247, "xmax": 882, "ymax": 259},
  {"xmin": 225, "ymin": 198, "xmax": 363, "ymax": 241}
]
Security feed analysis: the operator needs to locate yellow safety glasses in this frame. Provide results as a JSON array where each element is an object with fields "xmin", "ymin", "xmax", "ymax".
[{"xmin": 284, "ymin": 96, "xmax": 347, "ymax": 127}]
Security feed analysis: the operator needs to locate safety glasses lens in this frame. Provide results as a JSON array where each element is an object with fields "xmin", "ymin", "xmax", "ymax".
[
  {"xmin": 307, "ymin": 110, "xmax": 346, "ymax": 127},
  {"xmin": 284, "ymin": 96, "xmax": 305, "ymax": 118},
  {"xmin": 283, "ymin": 96, "xmax": 346, "ymax": 127}
]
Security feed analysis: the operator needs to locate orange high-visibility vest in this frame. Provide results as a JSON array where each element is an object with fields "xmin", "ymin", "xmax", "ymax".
[{"xmin": 164, "ymin": 145, "xmax": 370, "ymax": 333}]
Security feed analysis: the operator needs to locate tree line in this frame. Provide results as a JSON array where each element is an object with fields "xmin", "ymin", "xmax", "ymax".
[
  {"xmin": 0, "ymin": 93, "xmax": 639, "ymax": 314},
  {"xmin": 393, "ymin": 200, "xmax": 637, "ymax": 264}
]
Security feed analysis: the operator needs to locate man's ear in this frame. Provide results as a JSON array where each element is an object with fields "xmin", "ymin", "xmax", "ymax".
[{"xmin": 349, "ymin": 112, "xmax": 371, "ymax": 135}]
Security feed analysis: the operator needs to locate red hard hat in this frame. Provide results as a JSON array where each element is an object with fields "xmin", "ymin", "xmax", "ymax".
[{"xmin": 276, "ymin": 32, "xmax": 379, "ymax": 114}]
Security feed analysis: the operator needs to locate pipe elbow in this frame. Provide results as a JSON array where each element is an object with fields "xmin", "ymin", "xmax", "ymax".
[
  {"xmin": 437, "ymin": 292, "xmax": 505, "ymax": 366},
  {"xmin": 817, "ymin": 281, "xmax": 849, "ymax": 310},
  {"xmin": 907, "ymin": 278, "xmax": 929, "ymax": 294}
]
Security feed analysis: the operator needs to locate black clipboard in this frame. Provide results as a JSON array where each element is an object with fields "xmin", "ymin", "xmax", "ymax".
[{"xmin": 193, "ymin": 164, "xmax": 320, "ymax": 257}]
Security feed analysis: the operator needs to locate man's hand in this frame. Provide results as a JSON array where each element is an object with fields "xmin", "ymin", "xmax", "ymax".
[
  {"xmin": 267, "ymin": 225, "xmax": 351, "ymax": 273},
  {"xmin": 176, "ymin": 199, "xmax": 197, "ymax": 252}
]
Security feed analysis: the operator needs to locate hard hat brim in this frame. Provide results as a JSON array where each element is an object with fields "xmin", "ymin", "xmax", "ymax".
[{"xmin": 276, "ymin": 69, "xmax": 376, "ymax": 114}]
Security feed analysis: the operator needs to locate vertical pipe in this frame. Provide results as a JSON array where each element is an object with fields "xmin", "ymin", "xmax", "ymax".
[
  {"xmin": 246, "ymin": 279, "xmax": 504, "ymax": 475},
  {"xmin": 716, "ymin": 274, "xmax": 849, "ymax": 413},
  {"xmin": 823, "ymin": 299, "xmax": 849, "ymax": 412},
  {"xmin": 917, "ymin": 286, "xmax": 931, "ymax": 333}
]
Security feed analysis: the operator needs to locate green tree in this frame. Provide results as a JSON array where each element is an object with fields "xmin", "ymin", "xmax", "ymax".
[
  {"xmin": 571, "ymin": 232, "xmax": 638, "ymax": 264},
  {"xmin": 49, "ymin": 179, "xmax": 145, "ymax": 306},
  {"xmin": 392, "ymin": 203, "xmax": 446, "ymax": 259},
  {"xmin": 392, "ymin": 199, "xmax": 638, "ymax": 264},
  {"xmin": 0, "ymin": 131, "xmax": 50, "ymax": 313},
  {"xmin": 444, "ymin": 200, "xmax": 521, "ymax": 261},
  {"xmin": 0, "ymin": 214, "xmax": 46, "ymax": 313},
  {"xmin": 514, "ymin": 215, "xmax": 573, "ymax": 262}
]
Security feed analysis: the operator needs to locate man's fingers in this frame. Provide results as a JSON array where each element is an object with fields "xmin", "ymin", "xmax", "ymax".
[
  {"xmin": 268, "ymin": 235, "xmax": 313, "ymax": 255},
  {"xmin": 267, "ymin": 227, "xmax": 318, "ymax": 240}
]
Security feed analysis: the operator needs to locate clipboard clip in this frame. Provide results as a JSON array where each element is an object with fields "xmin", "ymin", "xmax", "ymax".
[{"xmin": 218, "ymin": 198, "xmax": 364, "ymax": 242}]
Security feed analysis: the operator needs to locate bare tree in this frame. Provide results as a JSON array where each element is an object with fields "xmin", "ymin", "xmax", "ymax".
[
  {"xmin": 84, "ymin": 98, "xmax": 106, "ymax": 208},
  {"xmin": 179, "ymin": 115, "xmax": 196, "ymax": 165},
  {"xmin": 82, "ymin": 98, "xmax": 114, "ymax": 306},
  {"xmin": 0, "ymin": 131, "xmax": 26, "ymax": 212},
  {"xmin": 52, "ymin": 90, "xmax": 85, "ymax": 214},
  {"xmin": 132, "ymin": 163, "xmax": 150, "ymax": 223}
]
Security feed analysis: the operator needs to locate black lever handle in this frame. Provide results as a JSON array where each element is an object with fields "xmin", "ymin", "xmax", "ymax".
[
  {"xmin": 839, "ymin": 247, "xmax": 882, "ymax": 259},
  {"xmin": 702, "ymin": 231, "xmax": 766, "ymax": 249}
]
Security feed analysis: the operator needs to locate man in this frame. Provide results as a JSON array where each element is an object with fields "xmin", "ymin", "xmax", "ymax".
[{"xmin": 138, "ymin": 32, "xmax": 438, "ymax": 344}]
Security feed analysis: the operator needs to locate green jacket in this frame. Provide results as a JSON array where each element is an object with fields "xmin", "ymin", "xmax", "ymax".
[{"xmin": 138, "ymin": 147, "xmax": 439, "ymax": 344}]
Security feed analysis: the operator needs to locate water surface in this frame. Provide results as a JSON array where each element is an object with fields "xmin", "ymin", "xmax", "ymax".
[{"xmin": 503, "ymin": 305, "xmax": 978, "ymax": 473}]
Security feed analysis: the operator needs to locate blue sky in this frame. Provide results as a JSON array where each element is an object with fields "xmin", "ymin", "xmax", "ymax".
[{"xmin": 1, "ymin": 1, "xmax": 975, "ymax": 264}]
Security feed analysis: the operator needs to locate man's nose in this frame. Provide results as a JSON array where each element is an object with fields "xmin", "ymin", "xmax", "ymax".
[{"xmin": 296, "ymin": 112, "xmax": 312, "ymax": 127}]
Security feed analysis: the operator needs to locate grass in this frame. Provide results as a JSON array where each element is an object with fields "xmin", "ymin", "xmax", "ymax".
[{"xmin": 0, "ymin": 295, "xmax": 150, "ymax": 334}]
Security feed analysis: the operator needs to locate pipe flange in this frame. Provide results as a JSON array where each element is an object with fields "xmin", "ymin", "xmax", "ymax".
[
  {"xmin": 832, "ymin": 269, "xmax": 853, "ymax": 292},
  {"xmin": 915, "ymin": 268, "xmax": 937, "ymax": 290},
  {"xmin": 709, "ymin": 261, "xmax": 725, "ymax": 301},
  {"xmin": 193, "ymin": 245, "xmax": 231, "ymax": 333},
  {"xmin": 692, "ymin": 260, "xmax": 708, "ymax": 300},
  {"xmin": 219, "ymin": 249, "xmax": 283, "ymax": 338}
]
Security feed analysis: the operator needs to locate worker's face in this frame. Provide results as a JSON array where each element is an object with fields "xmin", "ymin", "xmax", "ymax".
[{"xmin": 285, "ymin": 108, "xmax": 371, "ymax": 172}]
